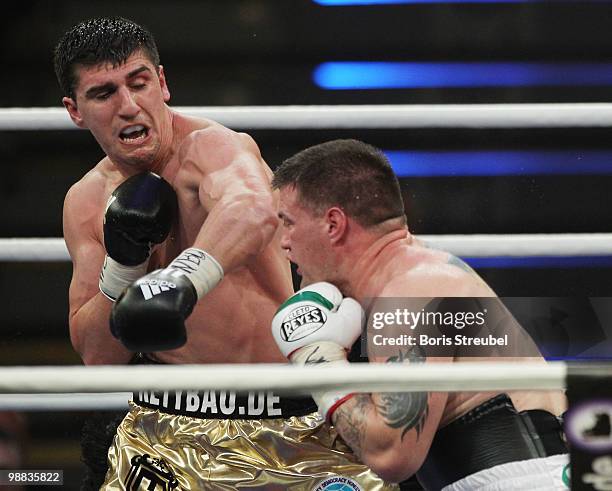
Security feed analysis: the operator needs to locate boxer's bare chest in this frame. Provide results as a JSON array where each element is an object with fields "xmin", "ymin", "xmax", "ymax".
[
  {"xmin": 145, "ymin": 165, "xmax": 286, "ymax": 364},
  {"xmin": 149, "ymin": 189, "xmax": 204, "ymax": 268}
]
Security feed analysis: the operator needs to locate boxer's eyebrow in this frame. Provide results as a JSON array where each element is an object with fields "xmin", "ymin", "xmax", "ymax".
[
  {"xmin": 85, "ymin": 83, "xmax": 116, "ymax": 99},
  {"xmin": 84, "ymin": 66, "xmax": 153, "ymax": 99},
  {"xmin": 126, "ymin": 65, "xmax": 152, "ymax": 79}
]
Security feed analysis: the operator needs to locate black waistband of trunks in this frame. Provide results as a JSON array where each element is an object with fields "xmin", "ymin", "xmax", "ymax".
[
  {"xmin": 132, "ymin": 390, "xmax": 318, "ymax": 419},
  {"xmin": 131, "ymin": 353, "xmax": 317, "ymax": 419},
  {"xmin": 416, "ymin": 393, "xmax": 567, "ymax": 490}
]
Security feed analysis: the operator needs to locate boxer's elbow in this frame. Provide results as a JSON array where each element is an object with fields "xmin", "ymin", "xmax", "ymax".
[
  {"xmin": 362, "ymin": 445, "xmax": 423, "ymax": 483},
  {"xmin": 71, "ymin": 338, "xmax": 98, "ymax": 365},
  {"xmin": 81, "ymin": 351, "xmax": 112, "ymax": 366},
  {"xmin": 69, "ymin": 316, "xmax": 130, "ymax": 365},
  {"xmin": 366, "ymin": 457, "xmax": 419, "ymax": 484},
  {"xmin": 70, "ymin": 328, "xmax": 102, "ymax": 365},
  {"xmin": 69, "ymin": 320, "xmax": 87, "ymax": 361},
  {"xmin": 79, "ymin": 344, "xmax": 131, "ymax": 365}
]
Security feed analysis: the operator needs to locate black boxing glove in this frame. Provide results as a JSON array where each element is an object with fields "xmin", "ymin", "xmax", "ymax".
[
  {"xmin": 110, "ymin": 248, "xmax": 224, "ymax": 351},
  {"xmin": 99, "ymin": 172, "xmax": 177, "ymax": 301}
]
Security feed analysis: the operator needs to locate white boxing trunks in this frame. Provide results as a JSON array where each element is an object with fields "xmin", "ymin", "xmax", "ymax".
[{"xmin": 442, "ymin": 454, "xmax": 570, "ymax": 491}]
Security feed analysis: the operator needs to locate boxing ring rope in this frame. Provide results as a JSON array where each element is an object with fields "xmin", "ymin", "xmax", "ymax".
[
  {"xmin": 1, "ymin": 104, "xmax": 609, "ymax": 412},
  {"xmin": 5, "ymin": 103, "xmax": 612, "ymax": 130},
  {"xmin": 1, "ymin": 234, "xmax": 611, "ymax": 262},
  {"xmin": 0, "ymin": 393, "xmax": 133, "ymax": 412},
  {"xmin": 0, "ymin": 362, "xmax": 568, "ymax": 411}
]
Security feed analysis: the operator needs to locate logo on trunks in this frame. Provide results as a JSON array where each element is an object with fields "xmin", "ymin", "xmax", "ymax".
[
  {"xmin": 125, "ymin": 453, "xmax": 178, "ymax": 490},
  {"xmin": 136, "ymin": 390, "xmax": 283, "ymax": 417},
  {"xmin": 280, "ymin": 305, "xmax": 327, "ymax": 342},
  {"xmin": 312, "ymin": 475, "xmax": 363, "ymax": 491},
  {"xmin": 137, "ymin": 278, "xmax": 176, "ymax": 301}
]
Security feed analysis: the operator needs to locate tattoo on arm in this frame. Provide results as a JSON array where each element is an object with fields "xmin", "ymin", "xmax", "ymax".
[
  {"xmin": 333, "ymin": 394, "xmax": 371, "ymax": 459},
  {"xmin": 375, "ymin": 346, "xmax": 429, "ymax": 440}
]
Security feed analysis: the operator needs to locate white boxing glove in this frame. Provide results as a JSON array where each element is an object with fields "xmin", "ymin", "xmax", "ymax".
[
  {"xmin": 272, "ymin": 282, "xmax": 361, "ymax": 359},
  {"xmin": 271, "ymin": 282, "xmax": 364, "ymax": 422}
]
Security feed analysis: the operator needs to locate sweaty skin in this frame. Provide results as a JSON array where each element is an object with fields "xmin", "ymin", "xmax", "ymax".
[
  {"xmin": 277, "ymin": 184, "xmax": 566, "ymax": 482},
  {"xmin": 346, "ymin": 230, "xmax": 566, "ymax": 423},
  {"xmin": 63, "ymin": 52, "xmax": 292, "ymax": 365}
]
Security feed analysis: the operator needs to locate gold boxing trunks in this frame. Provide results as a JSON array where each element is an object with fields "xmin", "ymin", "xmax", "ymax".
[{"xmin": 101, "ymin": 390, "xmax": 398, "ymax": 490}]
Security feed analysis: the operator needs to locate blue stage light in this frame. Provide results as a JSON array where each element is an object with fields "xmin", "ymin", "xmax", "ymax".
[
  {"xmin": 385, "ymin": 150, "xmax": 612, "ymax": 177},
  {"xmin": 464, "ymin": 256, "xmax": 612, "ymax": 269},
  {"xmin": 314, "ymin": 61, "xmax": 612, "ymax": 89}
]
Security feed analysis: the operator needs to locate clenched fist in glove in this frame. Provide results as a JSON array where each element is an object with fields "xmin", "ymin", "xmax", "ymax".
[
  {"xmin": 110, "ymin": 248, "xmax": 224, "ymax": 352},
  {"xmin": 271, "ymin": 282, "xmax": 364, "ymax": 423},
  {"xmin": 99, "ymin": 172, "xmax": 177, "ymax": 301}
]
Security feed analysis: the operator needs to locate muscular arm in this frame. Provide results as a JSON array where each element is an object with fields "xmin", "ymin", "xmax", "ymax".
[
  {"xmin": 331, "ymin": 270, "xmax": 498, "ymax": 481},
  {"xmin": 331, "ymin": 348, "xmax": 447, "ymax": 483},
  {"xmin": 180, "ymin": 128, "xmax": 279, "ymax": 273},
  {"xmin": 64, "ymin": 181, "xmax": 132, "ymax": 365}
]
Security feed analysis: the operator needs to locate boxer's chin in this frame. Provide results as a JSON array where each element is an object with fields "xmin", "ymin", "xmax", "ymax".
[{"xmin": 113, "ymin": 137, "xmax": 162, "ymax": 170}]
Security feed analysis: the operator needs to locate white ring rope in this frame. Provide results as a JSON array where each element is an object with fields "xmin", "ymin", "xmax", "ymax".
[
  {"xmin": 0, "ymin": 106, "xmax": 605, "ymax": 411},
  {"xmin": 0, "ymin": 363, "xmax": 566, "ymax": 399},
  {"xmin": 0, "ymin": 238, "xmax": 69, "ymax": 262},
  {"xmin": 4, "ymin": 103, "xmax": 612, "ymax": 130},
  {"xmin": 1, "ymin": 234, "xmax": 610, "ymax": 262},
  {"xmin": 0, "ymin": 393, "xmax": 131, "ymax": 411}
]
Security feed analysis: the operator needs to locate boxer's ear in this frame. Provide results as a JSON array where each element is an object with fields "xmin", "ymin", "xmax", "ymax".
[
  {"xmin": 63, "ymin": 97, "xmax": 86, "ymax": 128},
  {"xmin": 158, "ymin": 66, "xmax": 170, "ymax": 102},
  {"xmin": 325, "ymin": 207, "xmax": 347, "ymax": 244}
]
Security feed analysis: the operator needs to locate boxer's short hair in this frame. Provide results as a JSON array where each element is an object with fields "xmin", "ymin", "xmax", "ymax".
[
  {"xmin": 273, "ymin": 139, "xmax": 406, "ymax": 228},
  {"xmin": 54, "ymin": 17, "xmax": 160, "ymax": 98}
]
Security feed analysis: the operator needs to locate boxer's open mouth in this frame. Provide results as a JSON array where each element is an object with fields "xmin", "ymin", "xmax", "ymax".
[{"xmin": 119, "ymin": 125, "xmax": 149, "ymax": 142}]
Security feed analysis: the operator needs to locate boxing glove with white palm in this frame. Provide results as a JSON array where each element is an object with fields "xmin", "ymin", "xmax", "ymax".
[{"xmin": 271, "ymin": 282, "xmax": 364, "ymax": 422}]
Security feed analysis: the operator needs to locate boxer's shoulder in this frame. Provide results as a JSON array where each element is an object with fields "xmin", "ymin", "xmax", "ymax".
[
  {"xmin": 376, "ymin": 261, "xmax": 473, "ymax": 298},
  {"xmin": 178, "ymin": 123, "xmax": 260, "ymax": 169},
  {"xmin": 404, "ymin": 251, "xmax": 494, "ymax": 297},
  {"xmin": 64, "ymin": 161, "xmax": 126, "ymax": 247},
  {"xmin": 171, "ymin": 110, "xmax": 218, "ymax": 136},
  {"xmin": 68, "ymin": 158, "xmax": 123, "ymax": 201}
]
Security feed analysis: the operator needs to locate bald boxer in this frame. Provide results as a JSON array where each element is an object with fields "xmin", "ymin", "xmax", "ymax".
[
  {"xmin": 56, "ymin": 19, "xmax": 395, "ymax": 490},
  {"xmin": 271, "ymin": 139, "xmax": 569, "ymax": 490}
]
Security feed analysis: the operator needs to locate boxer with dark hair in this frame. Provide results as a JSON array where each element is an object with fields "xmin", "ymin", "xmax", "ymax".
[
  {"xmin": 272, "ymin": 139, "xmax": 569, "ymax": 490},
  {"xmin": 57, "ymin": 19, "xmax": 395, "ymax": 490}
]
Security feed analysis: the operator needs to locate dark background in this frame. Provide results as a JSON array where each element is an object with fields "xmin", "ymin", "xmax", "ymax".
[{"xmin": 1, "ymin": 0, "xmax": 612, "ymax": 488}]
